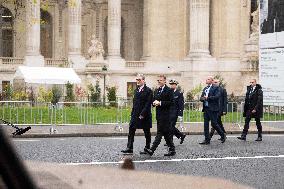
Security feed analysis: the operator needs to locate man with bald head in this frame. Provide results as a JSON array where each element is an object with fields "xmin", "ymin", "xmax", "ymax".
[{"xmin": 199, "ymin": 76, "xmax": 226, "ymax": 145}]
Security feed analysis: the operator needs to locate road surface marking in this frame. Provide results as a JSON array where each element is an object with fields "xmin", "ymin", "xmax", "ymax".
[
  {"xmin": 106, "ymin": 138, "xmax": 128, "ymax": 140},
  {"xmin": 13, "ymin": 139, "xmax": 40, "ymax": 142},
  {"xmin": 66, "ymin": 154, "xmax": 284, "ymax": 165}
]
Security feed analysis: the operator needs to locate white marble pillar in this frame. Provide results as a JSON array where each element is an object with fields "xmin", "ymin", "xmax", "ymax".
[
  {"xmin": 187, "ymin": 0, "xmax": 211, "ymax": 58},
  {"xmin": 107, "ymin": 0, "xmax": 122, "ymax": 59},
  {"xmin": 68, "ymin": 0, "xmax": 86, "ymax": 69},
  {"xmin": 24, "ymin": 0, "xmax": 44, "ymax": 67}
]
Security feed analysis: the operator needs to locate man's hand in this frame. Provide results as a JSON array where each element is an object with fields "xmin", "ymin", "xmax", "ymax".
[
  {"xmin": 222, "ymin": 112, "xmax": 227, "ymax": 115},
  {"xmin": 139, "ymin": 115, "xmax": 144, "ymax": 119},
  {"xmin": 178, "ymin": 116, "xmax": 183, "ymax": 122},
  {"xmin": 153, "ymin": 100, "xmax": 161, "ymax": 106},
  {"xmin": 252, "ymin": 109, "xmax": 256, "ymax": 113}
]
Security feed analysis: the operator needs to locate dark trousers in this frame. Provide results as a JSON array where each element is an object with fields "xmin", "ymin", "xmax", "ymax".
[
  {"xmin": 151, "ymin": 120, "xmax": 175, "ymax": 152},
  {"xmin": 127, "ymin": 127, "xmax": 151, "ymax": 149},
  {"xmin": 243, "ymin": 111, "xmax": 262, "ymax": 135},
  {"xmin": 204, "ymin": 108, "xmax": 225, "ymax": 142},
  {"xmin": 210, "ymin": 114, "xmax": 226, "ymax": 135},
  {"xmin": 170, "ymin": 116, "xmax": 184, "ymax": 139}
]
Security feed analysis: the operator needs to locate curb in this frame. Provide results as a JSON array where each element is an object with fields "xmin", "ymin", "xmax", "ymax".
[{"xmin": 11, "ymin": 130, "xmax": 284, "ymax": 138}]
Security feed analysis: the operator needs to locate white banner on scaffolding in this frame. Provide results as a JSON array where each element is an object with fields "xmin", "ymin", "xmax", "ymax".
[{"xmin": 260, "ymin": 0, "xmax": 284, "ymax": 105}]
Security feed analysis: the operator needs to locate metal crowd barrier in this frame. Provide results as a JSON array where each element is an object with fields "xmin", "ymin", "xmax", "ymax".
[{"xmin": 1, "ymin": 101, "xmax": 284, "ymax": 127}]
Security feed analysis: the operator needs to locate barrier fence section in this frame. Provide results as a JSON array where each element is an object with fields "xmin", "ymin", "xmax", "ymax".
[{"xmin": 0, "ymin": 101, "xmax": 284, "ymax": 126}]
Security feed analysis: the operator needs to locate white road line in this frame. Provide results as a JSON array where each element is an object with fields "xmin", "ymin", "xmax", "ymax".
[
  {"xmin": 13, "ymin": 139, "xmax": 40, "ymax": 142},
  {"xmin": 66, "ymin": 155, "xmax": 284, "ymax": 166},
  {"xmin": 104, "ymin": 138, "xmax": 128, "ymax": 140}
]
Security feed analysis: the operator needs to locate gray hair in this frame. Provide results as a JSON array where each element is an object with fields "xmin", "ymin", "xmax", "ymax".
[{"xmin": 136, "ymin": 74, "xmax": 145, "ymax": 80}]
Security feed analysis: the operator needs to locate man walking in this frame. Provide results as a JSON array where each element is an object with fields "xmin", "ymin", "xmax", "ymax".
[
  {"xmin": 168, "ymin": 79, "xmax": 186, "ymax": 144},
  {"xmin": 238, "ymin": 79, "xmax": 263, "ymax": 141},
  {"xmin": 209, "ymin": 79, "xmax": 227, "ymax": 140},
  {"xmin": 199, "ymin": 76, "xmax": 226, "ymax": 145},
  {"xmin": 121, "ymin": 74, "xmax": 153, "ymax": 154},
  {"xmin": 145, "ymin": 75, "xmax": 176, "ymax": 156}
]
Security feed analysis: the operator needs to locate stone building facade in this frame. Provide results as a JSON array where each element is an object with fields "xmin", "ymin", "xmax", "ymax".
[{"xmin": 0, "ymin": 0, "xmax": 259, "ymax": 99}]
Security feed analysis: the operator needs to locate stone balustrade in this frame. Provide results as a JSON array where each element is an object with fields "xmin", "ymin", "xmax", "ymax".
[
  {"xmin": 0, "ymin": 57, "xmax": 24, "ymax": 65},
  {"xmin": 125, "ymin": 61, "xmax": 145, "ymax": 68},
  {"xmin": 44, "ymin": 58, "xmax": 69, "ymax": 67}
]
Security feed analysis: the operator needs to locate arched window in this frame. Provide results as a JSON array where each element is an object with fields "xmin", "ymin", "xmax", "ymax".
[
  {"xmin": 0, "ymin": 6, "xmax": 13, "ymax": 57},
  {"xmin": 40, "ymin": 9, "xmax": 53, "ymax": 58}
]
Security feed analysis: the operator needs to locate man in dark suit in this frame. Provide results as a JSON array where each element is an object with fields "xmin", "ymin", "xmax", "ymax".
[
  {"xmin": 199, "ymin": 76, "xmax": 226, "ymax": 145},
  {"xmin": 209, "ymin": 79, "xmax": 227, "ymax": 140},
  {"xmin": 238, "ymin": 79, "xmax": 263, "ymax": 141},
  {"xmin": 121, "ymin": 74, "xmax": 153, "ymax": 154},
  {"xmin": 145, "ymin": 75, "xmax": 176, "ymax": 156},
  {"xmin": 168, "ymin": 79, "xmax": 186, "ymax": 144}
]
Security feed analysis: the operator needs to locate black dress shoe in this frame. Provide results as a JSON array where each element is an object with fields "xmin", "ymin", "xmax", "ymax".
[
  {"xmin": 121, "ymin": 149, "xmax": 133, "ymax": 154},
  {"xmin": 199, "ymin": 140, "xmax": 210, "ymax": 145},
  {"xmin": 145, "ymin": 148, "xmax": 154, "ymax": 156},
  {"xmin": 180, "ymin": 135, "xmax": 186, "ymax": 144},
  {"xmin": 164, "ymin": 151, "xmax": 176, "ymax": 156},
  {"xmin": 220, "ymin": 135, "xmax": 226, "ymax": 143},
  {"xmin": 139, "ymin": 148, "xmax": 150, "ymax": 154},
  {"xmin": 255, "ymin": 137, "xmax": 262, "ymax": 141},
  {"xmin": 237, "ymin": 136, "xmax": 246, "ymax": 141}
]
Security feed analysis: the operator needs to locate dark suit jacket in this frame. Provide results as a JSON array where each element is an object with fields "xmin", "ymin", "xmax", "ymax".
[
  {"xmin": 243, "ymin": 84, "xmax": 263, "ymax": 118},
  {"xmin": 200, "ymin": 85, "xmax": 221, "ymax": 112},
  {"xmin": 153, "ymin": 85, "xmax": 174, "ymax": 131},
  {"xmin": 129, "ymin": 85, "xmax": 153, "ymax": 129},
  {"xmin": 218, "ymin": 87, "xmax": 228, "ymax": 115},
  {"xmin": 170, "ymin": 89, "xmax": 184, "ymax": 120}
]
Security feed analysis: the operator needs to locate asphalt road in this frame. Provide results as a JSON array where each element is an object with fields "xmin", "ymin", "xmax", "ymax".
[{"xmin": 12, "ymin": 134, "xmax": 284, "ymax": 189}]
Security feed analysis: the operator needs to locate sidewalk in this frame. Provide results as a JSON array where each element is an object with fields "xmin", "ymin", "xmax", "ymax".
[
  {"xmin": 2, "ymin": 122, "xmax": 284, "ymax": 138},
  {"xmin": 24, "ymin": 161, "xmax": 252, "ymax": 189}
]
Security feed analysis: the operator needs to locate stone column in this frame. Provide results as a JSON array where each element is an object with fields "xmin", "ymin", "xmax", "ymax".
[
  {"xmin": 107, "ymin": 0, "xmax": 121, "ymax": 59},
  {"xmin": 24, "ymin": 0, "xmax": 44, "ymax": 66},
  {"xmin": 187, "ymin": 0, "xmax": 211, "ymax": 58},
  {"xmin": 0, "ymin": 7, "xmax": 3, "ymax": 56},
  {"xmin": 141, "ymin": 0, "xmax": 150, "ymax": 60},
  {"xmin": 221, "ymin": 0, "xmax": 240, "ymax": 58},
  {"xmin": 68, "ymin": 0, "xmax": 86, "ymax": 69}
]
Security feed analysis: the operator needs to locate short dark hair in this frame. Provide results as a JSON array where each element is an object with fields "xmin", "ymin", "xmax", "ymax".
[{"xmin": 158, "ymin": 75, "xmax": 166, "ymax": 80}]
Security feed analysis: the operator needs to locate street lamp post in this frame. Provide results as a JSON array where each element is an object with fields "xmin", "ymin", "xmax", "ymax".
[{"xmin": 102, "ymin": 65, "xmax": 107, "ymax": 106}]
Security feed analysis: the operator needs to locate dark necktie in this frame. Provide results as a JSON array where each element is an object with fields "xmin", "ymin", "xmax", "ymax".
[{"xmin": 158, "ymin": 87, "xmax": 162, "ymax": 95}]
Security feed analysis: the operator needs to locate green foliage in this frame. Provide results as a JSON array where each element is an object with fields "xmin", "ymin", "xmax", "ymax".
[
  {"xmin": 51, "ymin": 85, "xmax": 62, "ymax": 105},
  {"xmin": 107, "ymin": 86, "xmax": 117, "ymax": 107},
  {"xmin": 214, "ymin": 74, "xmax": 227, "ymax": 88},
  {"xmin": 2, "ymin": 84, "xmax": 13, "ymax": 100},
  {"xmin": 65, "ymin": 82, "xmax": 75, "ymax": 102},
  {"xmin": 186, "ymin": 84, "xmax": 203, "ymax": 101},
  {"xmin": 12, "ymin": 91, "xmax": 28, "ymax": 101},
  {"xmin": 88, "ymin": 82, "xmax": 101, "ymax": 103},
  {"xmin": 37, "ymin": 87, "xmax": 52, "ymax": 103}
]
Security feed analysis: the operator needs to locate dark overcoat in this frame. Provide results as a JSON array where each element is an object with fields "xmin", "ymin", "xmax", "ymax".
[
  {"xmin": 129, "ymin": 85, "xmax": 153, "ymax": 129},
  {"xmin": 218, "ymin": 87, "xmax": 228, "ymax": 115},
  {"xmin": 243, "ymin": 84, "xmax": 263, "ymax": 118},
  {"xmin": 169, "ymin": 89, "xmax": 184, "ymax": 120},
  {"xmin": 153, "ymin": 85, "xmax": 174, "ymax": 132}
]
